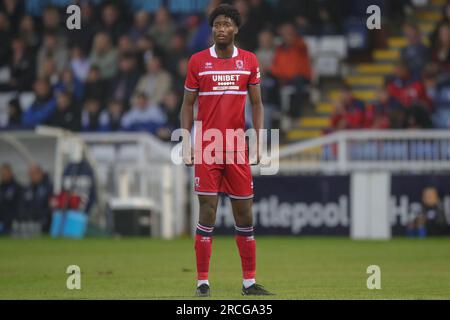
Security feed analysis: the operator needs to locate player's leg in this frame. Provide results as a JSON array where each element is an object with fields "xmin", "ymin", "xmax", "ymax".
[
  {"xmin": 194, "ymin": 161, "xmax": 222, "ymax": 296},
  {"xmin": 230, "ymin": 198, "xmax": 273, "ymax": 295},
  {"xmin": 230, "ymin": 198, "xmax": 256, "ymax": 287},
  {"xmin": 195, "ymin": 194, "xmax": 219, "ymax": 284},
  {"xmin": 222, "ymin": 151, "xmax": 274, "ymax": 295}
]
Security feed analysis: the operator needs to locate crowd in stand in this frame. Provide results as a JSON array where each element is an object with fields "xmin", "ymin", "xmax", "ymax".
[
  {"xmin": 1, "ymin": 0, "xmax": 445, "ymax": 139},
  {"xmin": 329, "ymin": 4, "xmax": 450, "ymax": 132},
  {"xmin": 0, "ymin": 0, "xmax": 319, "ymax": 138},
  {"xmin": 0, "ymin": 0, "xmax": 375, "ymax": 138}
]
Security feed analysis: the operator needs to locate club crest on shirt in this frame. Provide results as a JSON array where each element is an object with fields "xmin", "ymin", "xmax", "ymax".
[{"xmin": 236, "ymin": 60, "xmax": 243, "ymax": 70}]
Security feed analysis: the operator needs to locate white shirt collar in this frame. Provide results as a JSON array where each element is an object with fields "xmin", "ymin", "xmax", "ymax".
[{"xmin": 209, "ymin": 45, "xmax": 238, "ymax": 58}]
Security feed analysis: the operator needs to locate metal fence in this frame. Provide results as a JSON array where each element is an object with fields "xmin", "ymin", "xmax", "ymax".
[{"xmin": 279, "ymin": 130, "xmax": 450, "ymax": 174}]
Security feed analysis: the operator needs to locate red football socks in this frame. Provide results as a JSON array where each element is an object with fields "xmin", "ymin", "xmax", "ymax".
[
  {"xmin": 235, "ymin": 225, "xmax": 256, "ymax": 280},
  {"xmin": 195, "ymin": 223, "xmax": 214, "ymax": 280}
]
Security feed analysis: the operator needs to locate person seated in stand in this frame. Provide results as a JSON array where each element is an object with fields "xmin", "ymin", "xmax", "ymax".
[
  {"xmin": 364, "ymin": 86, "xmax": 403, "ymax": 129},
  {"xmin": 387, "ymin": 61, "xmax": 433, "ymax": 111},
  {"xmin": 329, "ymin": 83, "xmax": 365, "ymax": 132},
  {"xmin": 99, "ymin": 99, "xmax": 124, "ymax": 132},
  {"xmin": 121, "ymin": 92, "xmax": 167, "ymax": 134}
]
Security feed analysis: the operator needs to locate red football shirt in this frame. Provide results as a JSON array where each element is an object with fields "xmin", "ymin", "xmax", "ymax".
[{"xmin": 185, "ymin": 45, "xmax": 260, "ymax": 152}]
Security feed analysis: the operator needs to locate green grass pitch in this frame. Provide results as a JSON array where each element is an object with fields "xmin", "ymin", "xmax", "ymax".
[{"xmin": 0, "ymin": 236, "xmax": 449, "ymax": 299}]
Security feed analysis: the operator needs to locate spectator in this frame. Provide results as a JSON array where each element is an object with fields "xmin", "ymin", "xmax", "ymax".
[
  {"xmin": 109, "ymin": 53, "xmax": 141, "ymax": 110},
  {"xmin": 22, "ymin": 78, "xmax": 56, "ymax": 127},
  {"xmin": 159, "ymin": 91, "xmax": 180, "ymax": 138},
  {"xmin": 248, "ymin": 0, "xmax": 271, "ymax": 31},
  {"xmin": 270, "ymin": 22, "xmax": 312, "ymax": 117},
  {"xmin": 81, "ymin": 98, "xmax": 102, "ymax": 132},
  {"xmin": 18, "ymin": 15, "xmax": 40, "ymax": 53},
  {"xmin": 235, "ymin": 0, "xmax": 261, "ymax": 51},
  {"xmin": 21, "ymin": 164, "xmax": 53, "ymax": 233},
  {"xmin": 255, "ymin": 30, "xmax": 275, "ymax": 75},
  {"xmin": 6, "ymin": 98, "xmax": 22, "ymax": 129},
  {"xmin": 172, "ymin": 57, "xmax": 189, "ymax": 97},
  {"xmin": 0, "ymin": 0, "xmax": 25, "ymax": 30},
  {"xmin": 38, "ymin": 57, "xmax": 59, "ymax": 85},
  {"xmin": 431, "ymin": 23, "xmax": 450, "ymax": 71},
  {"xmin": 271, "ymin": 23, "xmax": 312, "ymax": 83},
  {"xmin": 165, "ymin": 32, "xmax": 189, "ymax": 75},
  {"xmin": 54, "ymin": 68, "xmax": 84, "ymax": 102},
  {"xmin": 129, "ymin": 10, "xmax": 150, "ymax": 44},
  {"xmin": 429, "ymin": 2, "xmax": 450, "ymax": 51},
  {"xmin": 148, "ymin": 7, "xmax": 176, "ymax": 54},
  {"xmin": 136, "ymin": 34, "xmax": 160, "ymax": 71},
  {"xmin": 83, "ymin": 65, "xmax": 110, "ymax": 106},
  {"xmin": 407, "ymin": 187, "xmax": 449, "ymax": 237},
  {"xmin": 121, "ymin": 92, "xmax": 167, "ymax": 134},
  {"xmin": 422, "ymin": 63, "xmax": 440, "ymax": 105},
  {"xmin": 41, "ymin": 6, "xmax": 65, "ymax": 42},
  {"xmin": 97, "ymin": 2, "xmax": 128, "ymax": 45},
  {"xmin": 133, "ymin": 56, "xmax": 172, "ymax": 107},
  {"xmin": 0, "ymin": 12, "xmax": 12, "ymax": 68},
  {"xmin": 295, "ymin": 14, "xmax": 314, "ymax": 36},
  {"xmin": 0, "ymin": 37, "xmax": 35, "ymax": 92},
  {"xmin": 117, "ymin": 34, "xmax": 136, "ymax": 57},
  {"xmin": 420, "ymin": 187, "xmax": 449, "ymax": 236},
  {"xmin": 367, "ymin": 86, "xmax": 404, "ymax": 129},
  {"xmin": 187, "ymin": 0, "xmax": 219, "ymax": 53},
  {"xmin": 401, "ymin": 22, "xmax": 429, "ymax": 78},
  {"xmin": 255, "ymin": 29, "xmax": 280, "ymax": 128},
  {"xmin": 0, "ymin": 163, "xmax": 22, "ymax": 235},
  {"xmin": 404, "ymin": 103, "xmax": 433, "ymax": 129},
  {"xmin": 69, "ymin": 46, "xmax": 91, "ymax": 82},
  {"xmin": 316, "ymin": 3, "xmax": 341, "ymax": 35},
  {"xmin": 99, "ymin": 99, "xmax": 124, "ymax": 132},
  {"xmin": 89, "ymin": 32, "xmax": 118, "ymax": 80},
  {"xmin": 36, "ymin": 31, "xmax": 69, "ymax": 77},
  {"xmin": 46, "ymin": 90, "xmax": 81, "ymax": 132},
  {"xmin": 387, "ymin": 61, "xmax": 432, "ymax": 110},
  {"xmin": 329, "ymin": 84, "xmax": 365, "ymax": 131}
]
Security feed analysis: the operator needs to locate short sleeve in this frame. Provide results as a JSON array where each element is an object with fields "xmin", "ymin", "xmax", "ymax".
[
  {"xmin": 184, "ymin": 56, "xmax": 199, "ymax": 91},
  {"xmin": 248, "ymin": 54, "xmax": 261, "ymax": 86}
]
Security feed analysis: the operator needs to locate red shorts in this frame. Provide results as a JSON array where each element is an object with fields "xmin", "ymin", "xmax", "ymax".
[{"xmin": 194, "ymin": 151, "xmax": 253, "ymax": 199}]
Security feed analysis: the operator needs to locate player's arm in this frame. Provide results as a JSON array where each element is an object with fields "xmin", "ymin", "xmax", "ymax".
[
  {"xmin": 248, "ymin": 84, "xmax": 264, "ymax": 165},
  {"xmin": 180, "ymin": 89, "xmax": 198, "ymax": 166}
]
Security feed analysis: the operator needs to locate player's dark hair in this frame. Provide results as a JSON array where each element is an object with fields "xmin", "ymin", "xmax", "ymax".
[{"xmin": 208, "ymin": 4, "xmax": 241, "ymax": 28}]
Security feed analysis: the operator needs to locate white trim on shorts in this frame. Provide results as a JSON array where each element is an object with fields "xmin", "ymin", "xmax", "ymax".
[
  {"xmin": 227, "ymin": 193, "xmax": 254, "ymax": 200},
  {"xmin": 196, "ymin": 191, "xmax": 219, "ymax": 196}
]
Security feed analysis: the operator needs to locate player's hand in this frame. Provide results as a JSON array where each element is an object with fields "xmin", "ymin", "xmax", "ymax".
[{"xmin": 182, "ymin": 148, "xmax": 194, "ymax": 167}]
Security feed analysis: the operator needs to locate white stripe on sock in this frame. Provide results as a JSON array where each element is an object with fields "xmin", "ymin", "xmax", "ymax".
[{"xmin": 243, "ymin": 279, "xmax": 256, "ymax": 288}]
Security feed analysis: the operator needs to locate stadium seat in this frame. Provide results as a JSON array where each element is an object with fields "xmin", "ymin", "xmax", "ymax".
[
  {"xmin": 314, "ymin": 54, "xmax": 341, "ymax": 77},
  {"xmin": 318, "ymin": 36, "xmax": 348, "ymax": 59},
  {"xmin": 303, "ymin": 36, "xmax": 319, "ymax": 58},
  {"xmin": 0, "ymin": 92, "xmax": 15, "ymax": 127},
  {"xmin": 0, "ymin": 66, "xmax": 11, "ymax": 83}
]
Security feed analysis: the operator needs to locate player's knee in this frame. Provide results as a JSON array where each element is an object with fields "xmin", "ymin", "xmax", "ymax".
[
  {"xmin": 234, "ymin": 209, "xmax": 252, "ymax": 225},
  {"xmin": 199, "ymin": 201, "xmax": 217, "ymax": 223}
]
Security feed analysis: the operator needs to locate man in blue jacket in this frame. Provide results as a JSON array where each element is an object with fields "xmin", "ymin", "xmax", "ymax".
[
  {"xmin": 21, "ymin": 164, "xmax": 53, "ymax": 233},
  {"xmin": 22, "ymin": 78, "xmax": 56, "ymax": 128},
  {"xmin": 0, "ymin": 163, "xmax": 22, "ymax": 235}
]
